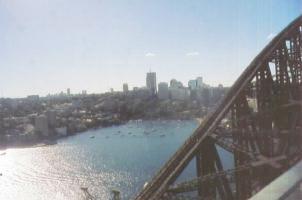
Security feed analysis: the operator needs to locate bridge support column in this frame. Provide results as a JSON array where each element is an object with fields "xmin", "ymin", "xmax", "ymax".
[
  {"xmin": 196, "ymin": 138, "xmax": 233, "ymax": 199},
  {"xmin": 196, "ymin": 138, "xmax": 216, "ymax": 199}
]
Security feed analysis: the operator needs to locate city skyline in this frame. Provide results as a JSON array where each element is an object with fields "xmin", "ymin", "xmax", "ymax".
[
  {"xmin": 4, "ymin": 72, "xmax": 215, "ymax": 98},
  {"xmin": 0, "ymin": 0, "xmax": 301, "ymax": 98}
]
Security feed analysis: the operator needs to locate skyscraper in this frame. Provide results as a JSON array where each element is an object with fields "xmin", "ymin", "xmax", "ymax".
[
  {"xmin": 67, "ymin": 88, "xmax": 71, "ymax": 96},
  {"xmin": 146, "ymin": 72, "xmax": 157, "ymax": 95}
]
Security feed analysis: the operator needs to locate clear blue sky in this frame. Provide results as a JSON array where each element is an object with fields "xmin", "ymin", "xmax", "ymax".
[{"xmin": 0, "ymin": 0, "xmax": 301, "ymax": 98}]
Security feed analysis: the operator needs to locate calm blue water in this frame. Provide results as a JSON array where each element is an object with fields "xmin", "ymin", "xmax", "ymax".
[{"xmin": 0, "ymin": 120, "xmax": 232, "ymax": 200}]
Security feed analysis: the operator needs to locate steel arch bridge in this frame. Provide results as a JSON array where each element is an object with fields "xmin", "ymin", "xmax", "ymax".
[{"xmin": 135, "ymin": 15, "xmax": 302, "ymax": 200}]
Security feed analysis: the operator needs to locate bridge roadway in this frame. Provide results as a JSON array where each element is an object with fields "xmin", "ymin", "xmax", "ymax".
[{"xmin": 135, "ymin": 15, "xmax": 302, "ymax": 200}]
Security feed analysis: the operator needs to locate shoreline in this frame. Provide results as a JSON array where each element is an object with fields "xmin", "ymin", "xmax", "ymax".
[{"xmin": 0, "ymin": 117, "xmax": 199, "ymax": 151}]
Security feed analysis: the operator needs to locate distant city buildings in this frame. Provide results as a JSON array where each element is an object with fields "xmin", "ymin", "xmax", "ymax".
[
  {"xmin": 27, "ymin": 95, "xmax": 39, "ymax": 102},
  {"xmin": 22, "ymin": 72, "xmax": 223, "ymax": 104},
  {"xmin": 170, "ymin": 79, "xmax": 183, "ymax": 88},
  {"xmin": 196, "ymin": 77, "xmax": 203, "ymax": 88},
  {"xmin": 169, "ymin": 82, "xmax": 190, "ymax": 101},
  {"xmin": 188, "ymin": 80, "xmax": 197, "ymax": 90},
  {"xmin": 170, "ymin": 87, "xmax": 190, "ymax": 101},
  {"xmin": 123, "ymin": 83, "xmax": 129, "ymax": 93},
  {"xmin": 146, "ymin": 75, "xmax": 227, "ymax": 102},
  {"xmin": 146, "ymin": 72, "xmax": 157, "ymax": 96},
  {"xmin": 188, "ymin": 76, "xmax": 206, "ymax": 89},
  {"xmin": 158, "ymin": 82, "xmax": 169, "ymax": 100},
  {"xmin": 0, "ymin": 70, "xmax": 229, "ymax": 148},
  {"xmin": 210, "ymin": 84, "xmax": 225, "ymax": 103},
  {"xmin": 168, "ymin": 79, "xmax": 189, "ymax": 101},
  {"xmin": 131, "ymin": 87, "xmax": 152, "ymax": 99}
]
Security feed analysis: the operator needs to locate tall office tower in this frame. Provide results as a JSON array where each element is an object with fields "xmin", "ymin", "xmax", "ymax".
[
  {"xmin": 146, "ymin": 72, "xmax": 157, "ymax": 95},
  {"xmin": 123, "ymin": 83, "xmax": 129, "ymax": 93},
  {"xmin": 67, "ymin": 88, "xmax": 71, "ymax": 96}
]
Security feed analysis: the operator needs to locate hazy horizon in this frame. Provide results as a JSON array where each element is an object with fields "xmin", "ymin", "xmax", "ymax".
[{"xmin": 0, "ymin": 0, "xmax": 301, "ymax": 98}]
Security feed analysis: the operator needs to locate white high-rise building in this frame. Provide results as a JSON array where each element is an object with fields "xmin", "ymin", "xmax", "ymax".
[
  {"xmin": 158, "ymin": 82, "xmax": 169, "ymax": 100},
  {"xmin": 146, "ymin": 72, "xmax": 157, "ymax": 95}
]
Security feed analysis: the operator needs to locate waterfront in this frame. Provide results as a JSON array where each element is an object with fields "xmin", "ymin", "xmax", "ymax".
[{"xmin": 0, "ymin": 120, "xmax": 232, "ymax": 200}]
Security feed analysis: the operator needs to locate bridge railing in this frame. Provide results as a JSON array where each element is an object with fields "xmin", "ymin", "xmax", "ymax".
[{"xmin": 250, "ymin": 160, "xmax": 302, "ymax": 200}]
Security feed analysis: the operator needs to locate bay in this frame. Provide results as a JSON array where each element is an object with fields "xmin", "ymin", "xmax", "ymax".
[{"xmin": 0, "ymin": 120, "xmax": 232, "ymax": 200}]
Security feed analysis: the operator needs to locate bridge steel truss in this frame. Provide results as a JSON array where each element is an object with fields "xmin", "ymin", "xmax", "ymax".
[{"xmin": 135, "ymin": 15, "xmax": 302, "ymax": 200}]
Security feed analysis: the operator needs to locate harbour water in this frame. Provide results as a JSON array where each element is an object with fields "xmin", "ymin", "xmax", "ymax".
[{"xmin": 0, "ymin": 120, "xmax": 232, "ymax": 200}]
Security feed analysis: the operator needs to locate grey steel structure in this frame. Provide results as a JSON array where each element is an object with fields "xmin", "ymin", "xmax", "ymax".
[{"xmin": 135, "ymin": 15, "xmax": 302, "ymax": 200}]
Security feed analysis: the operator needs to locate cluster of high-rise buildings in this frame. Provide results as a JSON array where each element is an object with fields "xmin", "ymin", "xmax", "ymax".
[
  {"xmin": 121, "ymin": 71, "xmax": 221, "ymax": 102},
  {"xmin": 38, "ymin": 72, "xmax": 220, "ymax": 102}
]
